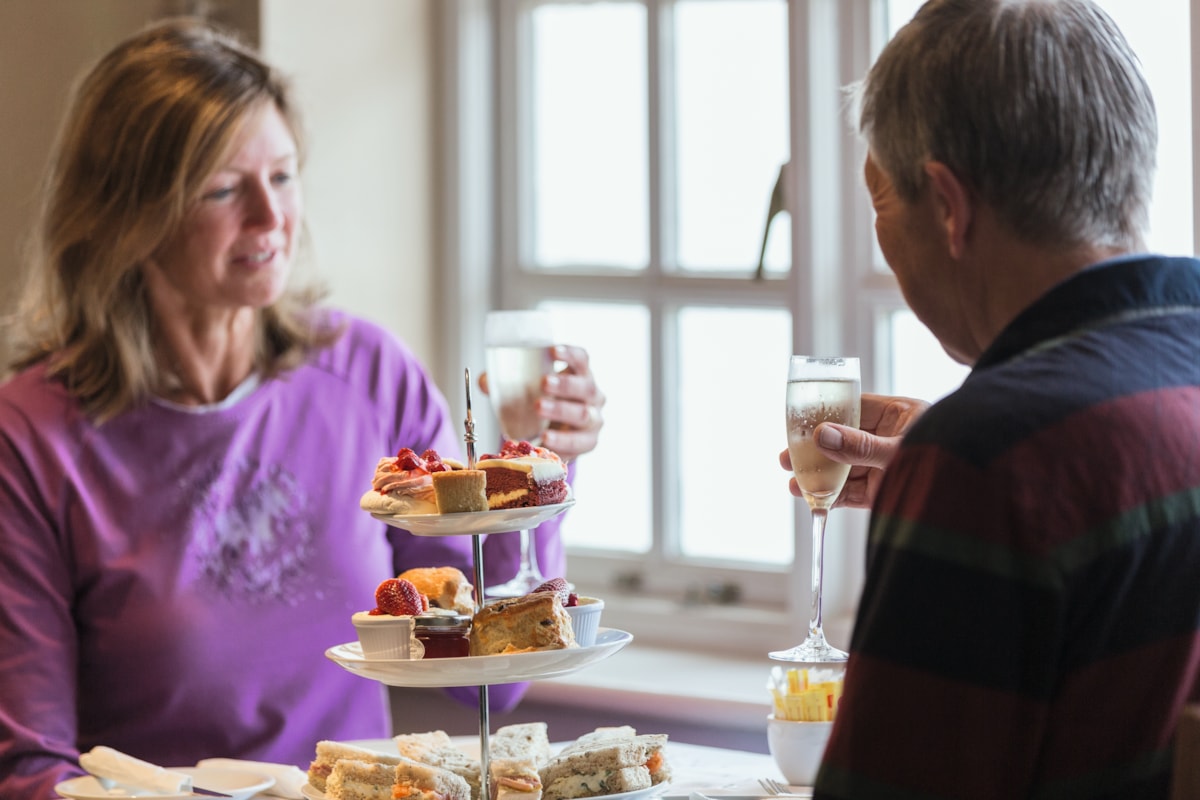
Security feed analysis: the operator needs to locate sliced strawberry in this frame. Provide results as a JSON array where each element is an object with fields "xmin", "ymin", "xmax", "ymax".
[
  {"xmin": 375, "ymin": 578, "xmax": 425, "ymax": 616},
  {"xmin": 394, "ymin": 448, "xmax": 424, "ymax": 472}
]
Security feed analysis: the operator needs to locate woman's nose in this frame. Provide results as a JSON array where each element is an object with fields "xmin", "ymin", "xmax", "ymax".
[{"xmin": 245, "ymin": 180, "xmax": 284, "ymax": 229}]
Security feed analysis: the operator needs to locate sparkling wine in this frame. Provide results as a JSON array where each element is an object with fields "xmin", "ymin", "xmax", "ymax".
[
  {"xmin": 786, "ymin": 378, "xmax": 862, "ymax": 510},
  {"xmin": 486, "ymin": 345, "xmax": 552, "ymax": 442}
]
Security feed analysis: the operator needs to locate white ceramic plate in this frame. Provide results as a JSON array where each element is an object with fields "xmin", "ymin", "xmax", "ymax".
[
  {"xmin": 302, "ymin": 776, "xmax": 667, "ymax": 800},
  {"xmin": 370, "ymin": 499, "xmax": 574, "ymax": 536},
  {"xmin": 586, "ymin": 785, "xmax": 668, "ymax": 800},
  {"xmin": 325, "ymin": 627, "xmax": 632, "ymax": 687},
  {"xmin": 56, "ymin": 767, "xmax": 274, "ymax": 800}
]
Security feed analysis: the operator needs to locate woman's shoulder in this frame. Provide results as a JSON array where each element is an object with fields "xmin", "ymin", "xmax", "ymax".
[
  {"xmin": 303, "ymin": 310, "xmax": 440, "ymax": 401},
  {"xmin": 0, "ymin": 363, "xmax": 77, "ymax": 423},
  {"xmin": 0, "ymin": 364, "xmax": 94, "ymax": 465}
]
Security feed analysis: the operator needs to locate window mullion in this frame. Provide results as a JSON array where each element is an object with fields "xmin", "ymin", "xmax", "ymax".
[{"xmin": 648, "ymin": 0, "xmax": 674, "ymax": 564}]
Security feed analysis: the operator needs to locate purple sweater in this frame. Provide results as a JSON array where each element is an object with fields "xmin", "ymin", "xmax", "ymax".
[{"xmin": 0, "ymin": 313, "xmax": 567, "ymax": 798}]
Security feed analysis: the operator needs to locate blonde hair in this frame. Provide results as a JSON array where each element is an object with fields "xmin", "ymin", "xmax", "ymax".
[{"xmin": 8, "ymin": 17, "xmax": 339, "ymax": 422}]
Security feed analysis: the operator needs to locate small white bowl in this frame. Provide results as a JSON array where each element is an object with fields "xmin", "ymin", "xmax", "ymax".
[
  {"xmin": 351, "ymin": 613, "xmax": 424, "ymax": 659},
  {"xmin": 767, "ymin": 715, "xmax": 833, "ymax": 787},
  {"xmin": 565, "ymin": 596, "xmax": 604, "ymax": 647}
]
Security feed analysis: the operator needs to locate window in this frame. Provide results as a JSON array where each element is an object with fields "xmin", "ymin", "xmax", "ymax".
[{"xmin": 437, "ymin": 0, "xmax": 1196, "ymax": 654}]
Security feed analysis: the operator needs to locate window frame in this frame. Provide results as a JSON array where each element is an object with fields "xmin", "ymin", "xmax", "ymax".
[{"xmin": 434, "ymin": 0, "xmax": 938, "ymax": 654}]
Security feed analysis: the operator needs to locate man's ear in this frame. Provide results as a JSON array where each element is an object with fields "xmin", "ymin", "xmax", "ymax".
[{"xmin": 924, "ymin": 161, "xmax": 971, "ymax": 259}]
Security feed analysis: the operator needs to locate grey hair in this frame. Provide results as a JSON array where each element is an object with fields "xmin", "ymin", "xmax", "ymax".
[{"xmin": 856, "ymin": 0, "xmax": 1156, "ymax": 249}]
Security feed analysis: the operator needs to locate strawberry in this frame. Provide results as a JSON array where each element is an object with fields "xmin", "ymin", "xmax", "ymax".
[
  {"xmin": 533, "ymin": 577, "xmax": 571, "ymax": 604},
  {"xmin": 374, "ymin": 578, "xmax": 425, "ymax": 616},
  {"xmin": 421, "ymin": 449, "xmax": 452, "ymax": 472},
  {"xmin": 566, "ymin": 592, "xmax": 579, "ymax": 607},
  {"xmin": 394, "ymin": 448, "xmax": 424, "ymax": 472}
]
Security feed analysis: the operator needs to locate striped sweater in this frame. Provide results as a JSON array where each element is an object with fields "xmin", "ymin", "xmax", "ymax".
[{"xmin": 816, "ymin": 255, "xmax": 1200, "ymax": 799}]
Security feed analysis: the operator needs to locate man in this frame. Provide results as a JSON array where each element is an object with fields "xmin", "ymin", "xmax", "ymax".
[{"xmin": 788, "ymin": 1, "xmax": 1200, "ymax": 797}]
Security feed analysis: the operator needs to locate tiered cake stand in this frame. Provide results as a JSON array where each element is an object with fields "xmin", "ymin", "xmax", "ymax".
[{"xmin": 325, "ymin": 372, "xmax": 633, "ymax": 794}]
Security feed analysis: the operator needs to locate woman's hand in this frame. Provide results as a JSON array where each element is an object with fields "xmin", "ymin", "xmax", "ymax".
[
  {"xmin": 480, "ymin": 345, "xmax": 606, "ymax": 462},
  {"xmin": 779, "ymin": 392, "xmax": 928, "ymax": 509},
  {"xmin": 539, "ymin": 345, "xmax": 605, "ymax": 461}
]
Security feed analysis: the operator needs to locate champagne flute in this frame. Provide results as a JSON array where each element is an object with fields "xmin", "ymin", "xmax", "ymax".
[
  {"xmin": 771, "ymin": 355, "xmax": 862, "ymax": 663},
  {"xmin": 483, "ymin": 309, "xmax": 555, "ymax": 598}
]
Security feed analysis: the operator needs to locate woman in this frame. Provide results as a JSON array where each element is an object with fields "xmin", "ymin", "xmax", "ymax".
[{"xmin": 0, "ymin": 18, "xmax": 604, "ymax": 798}]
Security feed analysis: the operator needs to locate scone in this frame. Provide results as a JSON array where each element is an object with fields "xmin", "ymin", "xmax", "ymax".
[
  {"xmin": 469, "ymin": 592, "xmax": 577, "ymax": 656},
  {"xmin": 397, "ymin": 567, "xmax": 476, "ymax": 615}
]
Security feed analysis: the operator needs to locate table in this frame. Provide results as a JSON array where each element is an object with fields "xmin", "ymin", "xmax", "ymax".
[{"xmin": 661, "ymin": 741, "xmax": 784, "ymax": 789}]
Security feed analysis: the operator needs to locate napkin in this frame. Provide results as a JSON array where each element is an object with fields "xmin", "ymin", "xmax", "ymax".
[
  {"xmin": 195, "ymin": 758, "xmax": 307, "ymax": 799},
  {"xmin": 79, "ymin": 746, "xmax": 192, "ymax": 793}
]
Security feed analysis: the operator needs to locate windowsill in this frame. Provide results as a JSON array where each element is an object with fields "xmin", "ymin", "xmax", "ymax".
[{"xmin": 525, "ymin": 614, "xmax": 853, "ymax": 733}]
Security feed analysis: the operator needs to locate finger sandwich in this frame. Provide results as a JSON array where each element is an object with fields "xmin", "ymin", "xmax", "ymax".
[
  {"xmin": 308, "ymin": 741, "xmax": 405, "ymax": 793},
  {"xmin": 538, "ymin": 733, "xmax": 670, "ymax": 800}
]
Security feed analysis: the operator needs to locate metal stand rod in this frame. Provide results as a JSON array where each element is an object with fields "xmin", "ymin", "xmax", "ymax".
[
  {"xmin": 473, "ymin": 529, "xmax": 490, "ymax": 798},
  {"xmin": 465, "ymin": 369, "xmax": 490, "ymax": 796}
]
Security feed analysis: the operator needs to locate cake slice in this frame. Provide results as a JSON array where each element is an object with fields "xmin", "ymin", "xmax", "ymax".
[
  {"xmin": 308, "ymin": 741, "xmax": 404, "ymax": 792},
  {"xmin": 475, "ymin": 441, "xmax": 568, "ymax": 510},
  {"xmin": 432, "ymin": 470, "xmax": 488, "ymax": 513},
  {"xmin": 469, "ymin": 593, "xmax": 577, "ymax": 656}
]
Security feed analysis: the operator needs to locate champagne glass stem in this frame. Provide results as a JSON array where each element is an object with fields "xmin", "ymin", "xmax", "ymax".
[
  {"xmin": 809, "ymin": 508, "xmax": 828, "ymax": 642},
  {"xmin": 520, "ymin": 529, "xmax": 540, "ymax": 580}
]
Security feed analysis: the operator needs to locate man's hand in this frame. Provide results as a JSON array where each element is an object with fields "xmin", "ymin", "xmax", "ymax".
[{"xmin": 780, "ymin": 392, "xmax": 928, "ymax": 509}]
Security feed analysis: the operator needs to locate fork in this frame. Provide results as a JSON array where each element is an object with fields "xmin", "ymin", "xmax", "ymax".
[{"xmin": 758, "ymin": 777, "xmax": 813, "ymax": 798}]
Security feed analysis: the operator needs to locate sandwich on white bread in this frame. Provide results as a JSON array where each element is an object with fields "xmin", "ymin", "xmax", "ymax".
[
  {"xmin": 488, "ymin": 722, "xmax": 551, "ymax": 800},
  {"xmin": 539, "ymin": 734, "xmax": 670, "ymax": 800},
  {"xmin": 323, "ymin": 757, "xmax": 473, "ymax": 800},
  {"xmin": 490, "ymin": 722, "xmax": 552, "ymax": 765},
  {"xmin": 395, "ymin": 758, "xmax": 474, "ymax": 800},
  {"xmin": 308, "ymin": 740, "xmax": 405, "ymax": 792},
  {"xmin": 324, "ymin": 759, "xmax": 396, "ymax": 800},
  {"xmin": 553, "ymin": 729, "xmax": 670, "ymax": 786},
  {"xmin": 393, "ymin": 730, "xmax": 482, "ymax": 799},
  {"xmin": 488, "ymin": 757, "xmax": 543, "ymax": 800},
  {"xmin": 554, "ymin": 727, "xmax": 637, "ymax": 756}
]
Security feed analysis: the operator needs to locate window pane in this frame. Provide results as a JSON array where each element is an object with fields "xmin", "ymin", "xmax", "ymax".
[
  {"xmin": 1093, "ymin": 0, "xmax": 1192, "ymax": 254},
  {"xmin": 543, "ymin": 301, "xmax": 652, "ymax": 552},
  {"xmin": 888, "ymin": 309, "xmax": 968, "ymax": 402},
  {"xmin": 678, "ymin": 307, "xmax": 793, "ymax": 563},
  {"xmin": 530, "ymin": 3, "xmax": 648, "ymax": 269},
  {"xmin": 674, "ymin": 0, "xmax": 790, "ymax": 273}
]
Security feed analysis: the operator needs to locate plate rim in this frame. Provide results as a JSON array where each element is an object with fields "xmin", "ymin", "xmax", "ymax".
[
  {"xmin": 325, "ymin": 627, "xmax": 633, "ymax": 686},
  {"xmin": 54, "ymin": 766, "xmax": 275, "ymax": 799},
  {"xmin": 370, "ymin": 498, "xmax": 575, "ymax": 536}
]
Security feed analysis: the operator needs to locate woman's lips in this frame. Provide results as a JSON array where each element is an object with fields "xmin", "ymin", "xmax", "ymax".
[{"xmin": 235, "ymin": 249, "xmax": 278, "ymax": 267}]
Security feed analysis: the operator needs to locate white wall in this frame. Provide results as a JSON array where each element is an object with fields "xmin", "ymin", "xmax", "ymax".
[{"xmin": 260, "ymin": 0, "xmax": 438, "ymax": 368}]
